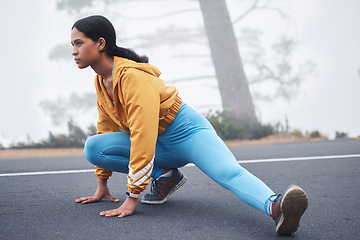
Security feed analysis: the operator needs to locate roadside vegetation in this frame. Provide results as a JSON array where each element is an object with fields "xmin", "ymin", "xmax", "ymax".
[
  {"xmin": 204, "ymin": 109, "xmax": 330, "ymax": 142},
  {"xmin": 2, "ymin": 110, "xmax": 353, "ymax": 150},
  {"xmin": 7, "ymin": 119, "xmax": 96, "ymax": 149}
]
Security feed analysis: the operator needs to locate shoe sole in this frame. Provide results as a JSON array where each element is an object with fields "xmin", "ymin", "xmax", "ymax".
[
  {"xmin": 141, "ymin": 174, "xmax": 187, "ymax": 204},
  {"xmin": 276, "ymin": 185, "xmax": 308, "ymax": 236}
]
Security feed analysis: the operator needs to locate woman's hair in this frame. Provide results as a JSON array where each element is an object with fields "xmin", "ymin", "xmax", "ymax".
[{"xmin": 72, "ymin": 15, "xmax": 148, "ymax": 63}]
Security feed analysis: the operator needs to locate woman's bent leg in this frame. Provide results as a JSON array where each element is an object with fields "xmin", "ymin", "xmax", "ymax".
[
  {"xmin": 84, "ymin": 132, "xmax": 165, "ymax": 177},
  {"xmin": 84, "ymin": 132, "xmax": 132, "ymax": 173}
]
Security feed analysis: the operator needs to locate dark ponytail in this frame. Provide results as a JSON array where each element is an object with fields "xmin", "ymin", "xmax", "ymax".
[
  {"xmin": 111, "ymin": 46, "xmax": 149, "ymax": 64},
  {"xmin": 72, "ymin": 15, "xmax": 148, "ymax": 63}
]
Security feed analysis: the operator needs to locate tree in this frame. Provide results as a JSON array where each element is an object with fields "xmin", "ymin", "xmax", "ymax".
[
  {"xmin": 199, "ymin": 0, "xmax": 257, "ymax": 132},
  {"xmin": 39, "ymin": 92, "xmax": 96, "ymax": 126}
]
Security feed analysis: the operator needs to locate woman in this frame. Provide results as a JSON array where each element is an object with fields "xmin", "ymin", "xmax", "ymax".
[{"xmin": 71, "ymin": 15, "xmax": 308, "ymax": 236}]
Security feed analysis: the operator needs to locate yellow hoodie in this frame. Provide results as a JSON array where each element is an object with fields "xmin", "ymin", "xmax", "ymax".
[{"xmin": 94, "ymin": 57, "xmax": 182, "ymax": 194}]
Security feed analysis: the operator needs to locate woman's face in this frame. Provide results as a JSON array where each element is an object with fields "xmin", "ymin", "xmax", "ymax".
[{"xmin": 71, "ymin": 27, "xmax": 101, "ymax": 69}]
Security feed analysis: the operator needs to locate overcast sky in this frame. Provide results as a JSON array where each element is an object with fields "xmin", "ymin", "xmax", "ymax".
[{"xmin": 0, "ymin": 0, "xmax": 359, "ymax": 146}]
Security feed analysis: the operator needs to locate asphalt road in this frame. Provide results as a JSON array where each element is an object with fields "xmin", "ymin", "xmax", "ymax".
[{"xmin": 1, "ymin": 139, "xmax": 359, "ymax": 239}]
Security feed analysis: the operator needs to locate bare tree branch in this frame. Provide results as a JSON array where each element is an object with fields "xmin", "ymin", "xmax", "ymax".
[
  {"xmin": 128, "ymin": 25, "xmax": 206, "ymax": 48},
  {"xmin": 166, "ymin": 75, "xmax": 215, "ymax": 84},
  {"xmin": 233, "ymin": 0, "xmax": 260, "ymax": 24},
  {"xmin": 233, "ymin": 0, "xmax": 290, "ymax": 24},
  {"xmin": 118, "ymin": 8, "xmax": 200, "ymax": 20},
  {"xmin": 171, "ymin": 54, "xmax": 211, "ymax": 58},
  {"xmin": 255, "ymin": 6, "xmax": 289, "ymax": 18}
]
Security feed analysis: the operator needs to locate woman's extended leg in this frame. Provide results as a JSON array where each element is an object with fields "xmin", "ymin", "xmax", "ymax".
[
  {"xmin": 172, "ymin": 129, "xmax": 275, "ymax": 214},
  {"xmin": 157, "ymin": 103, "xmax": 275, "ymax": 214}
]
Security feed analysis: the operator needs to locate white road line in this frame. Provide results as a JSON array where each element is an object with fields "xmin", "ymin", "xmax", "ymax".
[
  {"xmin": 1, "ymin": 154, "xmax": 359, "ymax": 177},
  {"xmin": 0, "ymin": 169, "xmax": 95, "ymax": 177},
  {"xmin": 183, "ymin": 154, "xmax": 360, "ymax": 167},
  {"xmin": 237, "ymin": 154, "xmax": 360, "ymax": 164}
]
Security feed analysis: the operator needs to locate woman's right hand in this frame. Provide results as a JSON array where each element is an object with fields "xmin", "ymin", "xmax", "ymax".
[{"xmin": 75, "ymin": 178, "xmax": 119, "ymax": 204}]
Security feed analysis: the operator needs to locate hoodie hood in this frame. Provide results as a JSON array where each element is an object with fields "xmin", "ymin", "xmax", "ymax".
[{"xmin": 112, "ymin": 57, "xmax": 161, "ymax": 84}]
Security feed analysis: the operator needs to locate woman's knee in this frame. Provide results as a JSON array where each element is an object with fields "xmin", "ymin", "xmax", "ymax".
[
  {"xmin": 84, "ymin": 135, "xmax": 102, "ymax": 166},
  {"xmin": 83, "ymin": 132, "xmax": 131, "ymax": 167},
  {"xmin": 208, "ymin": 163, "xmax": 249, "ymax": 185},
  {"xmin": 224, "ymin": 165, "xmax": 249, "ymax": 180}
]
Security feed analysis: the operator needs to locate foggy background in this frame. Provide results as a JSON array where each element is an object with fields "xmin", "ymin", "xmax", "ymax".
[{"xmin": 0, "ymin": 0, "xmax": 359, "ymax": 147}]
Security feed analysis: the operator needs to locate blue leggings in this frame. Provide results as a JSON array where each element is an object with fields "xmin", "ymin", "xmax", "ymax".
[{"xmin": 84, "ymin": 103, "xmax": 275, "ymax": 215}]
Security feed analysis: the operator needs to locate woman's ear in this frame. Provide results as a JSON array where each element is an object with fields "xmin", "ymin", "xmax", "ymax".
[{"xmin": 98, "ymin": 37, "xmax": 106, "ymax": 52}]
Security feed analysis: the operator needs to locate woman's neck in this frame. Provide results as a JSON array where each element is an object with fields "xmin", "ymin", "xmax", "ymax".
[{"xmin": 91, "ymin": 54, "xmax": 114, "ymax": 80}]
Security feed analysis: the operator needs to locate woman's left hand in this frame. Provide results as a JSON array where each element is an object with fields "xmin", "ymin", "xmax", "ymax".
[{"xmin": 100, "ymin": 196, "xmax": 139, "ymax": 218}]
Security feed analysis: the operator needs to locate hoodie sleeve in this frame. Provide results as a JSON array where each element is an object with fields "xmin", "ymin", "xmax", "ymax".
[
  {"xmin": 120, "ymin": 68, "xmax": 160, "ymax": 194},
  {"xmin": 93, "ymin": 100, "xmax": 120, "ymax": 179}
]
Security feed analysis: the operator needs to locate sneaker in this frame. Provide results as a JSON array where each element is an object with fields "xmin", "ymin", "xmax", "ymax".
[
  {"xmin": 270, "ymin": 185, "xmax": 308, "ymax": 236},
  {"xmin": 141, "ymin": 168, "xmax": 187, "ymax": 204}
]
